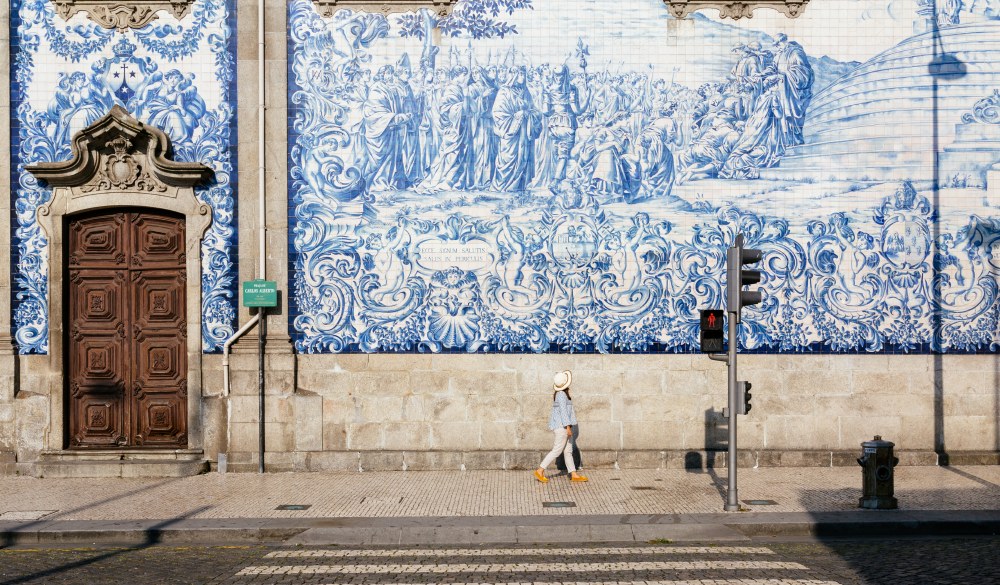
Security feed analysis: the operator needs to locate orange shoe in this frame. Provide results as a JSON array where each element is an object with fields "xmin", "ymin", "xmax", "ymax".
[
  {"xmin": 570, "ymin": 473, "xmax": 589, "ymax": 482},
  {"xmin": 534, "ymin": 469, "xmax": 549, "ymax": 483}
]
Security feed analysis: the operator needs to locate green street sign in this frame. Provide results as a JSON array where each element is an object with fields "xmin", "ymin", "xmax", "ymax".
[{"xmin": 242, "ymin": 280, "xmax": 278, "ymax": 308}]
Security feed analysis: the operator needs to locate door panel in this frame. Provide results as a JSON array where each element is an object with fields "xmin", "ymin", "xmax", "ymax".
[
  {"xmin": 67, "ymin": 210, "xmax": 187, "ymax": 449},
  {"xmin": 68, "ymin": 213, "xmax": 128, "ymax": 269},
  {"xmin": 68, "ymin": 241, "xmax": 129, "ymax": 448},
  {"xmin": 132, "ymin": 271, "xmax": 186, "ymax": 330},
  {"xmin": 130, "ymin": 215, "xmax": 186, "ymax": 269}
]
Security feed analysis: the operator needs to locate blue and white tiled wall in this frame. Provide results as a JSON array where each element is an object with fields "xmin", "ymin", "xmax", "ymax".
[
  {"xmin": 8, "ymin": 0, "xmax": 239, "ymax": 353},
  {"xmin": 287, "ymin": 0, "xmax": 1000, "ymax": 355}
]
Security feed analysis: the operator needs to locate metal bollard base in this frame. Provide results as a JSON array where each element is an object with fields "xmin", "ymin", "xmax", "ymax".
[{"xmin": 859, "ymin": 496, "xmax": 898, "ymax": 510}]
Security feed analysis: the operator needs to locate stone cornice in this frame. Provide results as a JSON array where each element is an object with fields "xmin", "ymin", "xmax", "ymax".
[
  {"xmin": 664, "ymin": 0, "xmax": 809, "ymax": 19},
  {"xmin": 50, "ymin": 0, "xmax": 195, "ymax": 30},
  {"xmin": 310, "ymin": 0, "xmax": 456, "ymax": 18},
  {"xmin": 27, "ymin": 105, "xmax": 213, "ymax": 189}
]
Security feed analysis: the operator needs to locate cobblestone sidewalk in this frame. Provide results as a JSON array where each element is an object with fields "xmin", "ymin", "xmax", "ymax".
[{"xmin": 0, "ymin": 465, "xmax": 997, "ymax": 522}]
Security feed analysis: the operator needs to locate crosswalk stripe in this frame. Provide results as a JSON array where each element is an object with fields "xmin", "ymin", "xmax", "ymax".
[
  {"xmin": 266, "ymin": 546, "xmax": 776, "ymax": 558},
  {"xmin": 302, "ymin": 582, "xmax": 841, "ymax": 585},
  {"xmin": 236, "ymin": 561, "xmax": 809, "ymax": 575}
]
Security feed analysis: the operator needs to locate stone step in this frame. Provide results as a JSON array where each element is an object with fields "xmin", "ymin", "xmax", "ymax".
[
  {"xmin": 33, "ymin": 449, "xmax": 209, "ymax": 478},
  {"xmin": 811, "ymin": 68, "xmax": 1000, "ymax": 114},
  {"xmin": 32, "ymin": 459, "xmax": 209, "ymax": 478},
  {"xmin": 783, "ymin": 137, "xmax": 935, "ymax": 160},
  {"xmin": 759, "ymin": 163, "xmax": 929, "ymax": 182},
  {"xmin": 811, "ymin": 61, "xmax": 1000, "ymax": 113},
  {"xmin": 806, "ymin": 98, "xmax": 995, "ymax": 138},
  {"xmin": 774, "ymin": 20, "xmax": 1000, "ymax": 182}
]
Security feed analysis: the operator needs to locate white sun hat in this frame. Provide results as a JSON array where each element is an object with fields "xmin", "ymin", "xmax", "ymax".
[{"xmin": 553, "ymin": 370, "xmax": 572, "ymax": 392}]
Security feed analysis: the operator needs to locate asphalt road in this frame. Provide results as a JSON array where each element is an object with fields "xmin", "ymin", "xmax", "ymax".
[{"xmin": 0, "ymin": 537, "xmax": 997, "ymax": 585}]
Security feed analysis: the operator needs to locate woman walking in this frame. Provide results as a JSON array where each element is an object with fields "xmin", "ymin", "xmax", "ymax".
[{"xmin": 534, "ymin": 371, "xmax": 588, "ymax": 483}]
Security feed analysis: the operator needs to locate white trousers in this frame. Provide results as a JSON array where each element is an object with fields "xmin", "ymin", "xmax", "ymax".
[{"xmin": 539, "ymin": 428, "xmax": 576, "ymax": 473}]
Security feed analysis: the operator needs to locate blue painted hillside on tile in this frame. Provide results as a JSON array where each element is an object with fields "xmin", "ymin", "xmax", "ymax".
[
  {"xmin": 286, "ymin": 0, "xmax": 1000, "ymax": 354},
  {"xmin": 9, "ymin": 0, "xmax": 239, "ymax": 354}
]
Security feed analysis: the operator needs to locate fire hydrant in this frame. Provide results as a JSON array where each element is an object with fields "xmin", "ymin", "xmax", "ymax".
[{"xmin": 857, "ymin": 435, "xmax": 899, "ymax": 509}]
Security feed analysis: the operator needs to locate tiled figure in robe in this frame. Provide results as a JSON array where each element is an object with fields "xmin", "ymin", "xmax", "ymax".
[
  {"xmin": 677, "ymin": 114, "xmax": 742, "ymax": 183},
  {"xmin": 937, "ymin": 0, "xmax": 963, "ymax": 25},
  {"xmin": 721, "ymin": 78, "xmax": 784, "ymax": 179},
  {"xmin": 773, "ymin": 34, "xmax": 814, "ymax": 147},
  {"xmin": 417, "ymin": 67, "xmax": 473, "ymax": 193},
  {"xmin": 396, "ymin": 56, "xmax": 423, "ymax": 186},
  {"xmin": 637, "ymin": 105, "xmax": 680, "ymax": 201},
  {"xmin": 364, "ymin": 65, "xmax": 412, "ymax": 192},
  {"xmin": 48, "ymin": 68, "xmax": 114, "ymax": 145},
  {"xmin": 546, "ymin": 65, "xmax": 590, "ymax": 186},
  {"xmin": 528, "ymin": 66, "xmax": 557, "ymax": 190},
  {"xmin": 578, "ymin": 125, "xmax": 641, "ymax": 203},
  {"xmin": 492, "ymin": 66, "xmax": 542, "ymax": 192},
  {"xmin": 140, "ymin": 69, "xmax": 207, "ymax": 143},
  {"xmin": 418, "ymin": 67, "xmax": 445, "ymax": 181},
  {"xmin": 468, "ymin": 67, "xmax": 499, "ymax": 190},
  {"xmin": 731, "ymin": 43, "xmax": 766, "ymax": 107}
]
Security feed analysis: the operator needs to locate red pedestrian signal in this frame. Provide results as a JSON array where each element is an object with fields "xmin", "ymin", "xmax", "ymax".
[{"xmin": 699, "ymin": 309, "xmax": 724, "ymax": 353}]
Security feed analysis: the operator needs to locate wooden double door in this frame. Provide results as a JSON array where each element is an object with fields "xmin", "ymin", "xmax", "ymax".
[{"xmin": 67, "ymin": 210, "xmax": 188, "ymax": 449}]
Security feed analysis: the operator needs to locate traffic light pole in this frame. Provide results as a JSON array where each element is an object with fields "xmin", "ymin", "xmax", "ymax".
[
  {"xmin": 725, "ymin": 311, "xmax": 740, "ymax": 511},
  {"xmin": 706, "ymin": 233, "xmax": 762, "ymax": 512}
]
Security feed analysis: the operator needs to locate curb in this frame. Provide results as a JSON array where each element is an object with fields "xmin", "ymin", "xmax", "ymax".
[{"xmin": 2, "ymin": 511, "xmax": 998, "ymax": 546}]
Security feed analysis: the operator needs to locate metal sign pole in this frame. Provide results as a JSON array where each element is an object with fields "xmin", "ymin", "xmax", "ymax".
[{"xmin": 258, "ymin": 307, "xmax": 266, "ymax": 474}]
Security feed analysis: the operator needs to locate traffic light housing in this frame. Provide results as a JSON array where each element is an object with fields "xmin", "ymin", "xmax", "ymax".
[
  {"xmin": 727, "ymin": 234, "xmax": 763, "ymax": 322},
  {"xmin": 699, "ymin": 309, "xmax": 724, "ymax": 353},
  {"xmin": 737, "ymin": 380, "xmax": 752, "ymax": 415}
]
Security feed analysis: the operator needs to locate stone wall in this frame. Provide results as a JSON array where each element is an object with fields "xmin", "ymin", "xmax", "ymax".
[
  {"xmin": 215, "ymin": 352, "xmax": 1000, "ymax": 472},
  {"xmin": 7, "ymin": 341, "xmax": 997, "ymax": 472}
]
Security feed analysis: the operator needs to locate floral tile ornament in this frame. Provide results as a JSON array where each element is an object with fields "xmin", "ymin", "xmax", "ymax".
[
  {"xmin": 9, "ymin": 0, "xmax": 238, "ymax": 353},
  {"xmin": 286, "ymin": 0, "xmax": 1000, "ymax": 354}
]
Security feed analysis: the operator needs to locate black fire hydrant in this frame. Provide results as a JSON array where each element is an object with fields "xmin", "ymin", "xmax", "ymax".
[{"xmin": 857, "ymin": 435, "xmax": 899, "ymax": 509}]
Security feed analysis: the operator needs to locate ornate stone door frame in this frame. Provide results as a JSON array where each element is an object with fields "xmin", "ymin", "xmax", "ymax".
[{"xmin": 27, "ymin": 106, "xmax": 213, "ymax": 453}]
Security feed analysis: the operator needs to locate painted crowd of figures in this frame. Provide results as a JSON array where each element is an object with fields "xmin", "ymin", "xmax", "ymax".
[{"xmin": 348, "ymin": 33, "xmax": 813, "ymax": 203}]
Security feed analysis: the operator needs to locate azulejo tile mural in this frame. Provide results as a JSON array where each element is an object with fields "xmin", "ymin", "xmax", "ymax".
[
  {"xmin": 287, "ymin": 0, "xmax": 1000, "ymax": 354},
  {"xmin": 9, "ymin": 0, "xmax": 238, "ymax": 353}
]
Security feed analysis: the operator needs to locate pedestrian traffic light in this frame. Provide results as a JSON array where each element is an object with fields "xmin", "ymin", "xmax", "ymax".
[
  {"xmin": 726, "ymin": 234, "xmax": 763, "ymax": 322},
  {"xmin": 699, "ymin": 309, "xmax": 724, "ymax": 353},
  {"xmin": 737, "ymin": 380, "xmax": 752, "ymax": 415}
]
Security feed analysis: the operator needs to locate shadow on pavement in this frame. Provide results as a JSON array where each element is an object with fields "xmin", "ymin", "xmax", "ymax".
[
  {"xmin": 679, "ymin": 407, "xmax": 728, "ymax": 503},
  {"xmin": 0, "ymin": 478, "xmax": 180, "ymax": 550},
  {"xmin": 0, "ymin": 505, "xmax": 211, "ymax": 585},
  {"xmin": 797, "ymin": 474, "xmax": 1000, "ymax": 584},
  {"xmin": 939, "ymin": 465, "xmax": 1000, "ymax": 489}
]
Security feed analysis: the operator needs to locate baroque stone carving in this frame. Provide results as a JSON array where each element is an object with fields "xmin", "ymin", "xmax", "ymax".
[
  {"xmin": 50, "ymin": 0, "xmax": 196, "ymax": 30},
  {"xmin": 310, "ymin": 0, "xmax": 456, "ymax": 18},
  {"xmin": 27, "ymin": 105, "xmax": 213, "ymax": 192},
  {"xmin": 664, "ymin": 0, "xmax": 809, "ymax": 19},
  {"xmin": 81, "ymin": 136, "xmax": 169, "ymax": 194}
]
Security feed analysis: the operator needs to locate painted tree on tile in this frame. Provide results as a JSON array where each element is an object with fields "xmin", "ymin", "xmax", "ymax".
[{"xmin": 397, "ymin": 0, "xmax": 533, "ymax": 39}]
